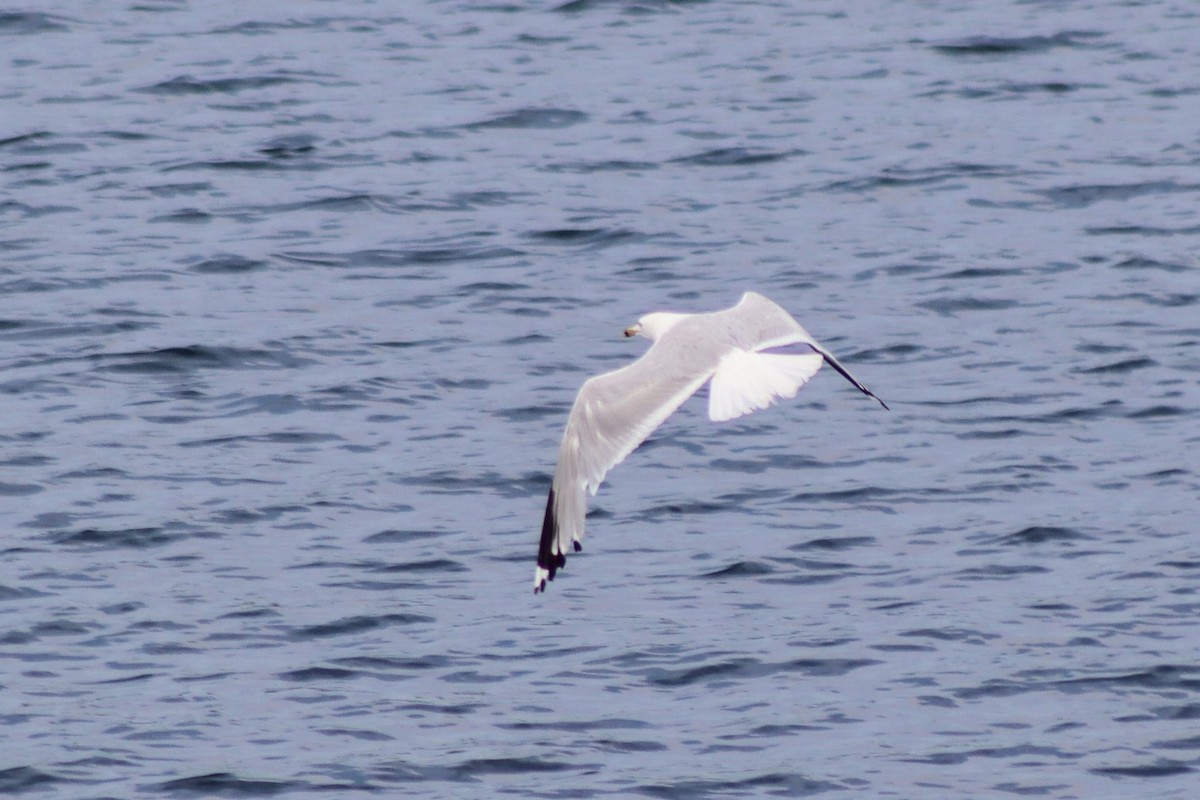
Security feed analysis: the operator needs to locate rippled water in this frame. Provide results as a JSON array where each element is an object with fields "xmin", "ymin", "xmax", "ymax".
[{"xmin": 3, "ymin": 2, "xmax": 1199, "ymax": 798}]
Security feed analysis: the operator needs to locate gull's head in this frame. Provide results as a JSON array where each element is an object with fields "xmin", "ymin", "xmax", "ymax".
[{"xmin": 624, "ymin": 312, "xmax": 688, "ymax": 343}]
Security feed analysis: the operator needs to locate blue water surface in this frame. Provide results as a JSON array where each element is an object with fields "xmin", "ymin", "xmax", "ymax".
[{"xmin": 2, "ymin": 2, "xmax": 1198, "ymax": 798}]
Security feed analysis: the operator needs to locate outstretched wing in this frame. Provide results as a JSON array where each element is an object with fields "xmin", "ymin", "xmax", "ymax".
[
  {"xmin": 736, "ymin": 292, "xmax": 889, "ymax": 410},
  {"xmin": 535, "ymin": 325, "xmax": 726, "ymax": 592}
]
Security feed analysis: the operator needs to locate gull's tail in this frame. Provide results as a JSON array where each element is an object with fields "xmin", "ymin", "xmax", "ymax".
[{"xmin": 708, "ymin": 350, "xmax": 825, "ymax": 422}]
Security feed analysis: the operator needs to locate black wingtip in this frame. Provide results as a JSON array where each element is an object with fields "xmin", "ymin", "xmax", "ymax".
[
  {"xmin": 573, "ymin": 541, "xmax": 582, "ymax": 552},
  {"xmin": 536, "ymin": 488, "xmax": 564, "ymax": 589},
  {"xmin": 817, "ymin": 348, "xmax": 888, "ymax": 411}
]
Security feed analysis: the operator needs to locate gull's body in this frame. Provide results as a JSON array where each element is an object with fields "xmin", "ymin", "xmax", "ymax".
[{"xmin": 534, "ymin": 291, "xmax": 886, "ymax": 593}]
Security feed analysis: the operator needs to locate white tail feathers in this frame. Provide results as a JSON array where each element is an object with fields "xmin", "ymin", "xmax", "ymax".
[{"xmin": 708, "ymin": 350, "xmax": 824, "ymax": 422}]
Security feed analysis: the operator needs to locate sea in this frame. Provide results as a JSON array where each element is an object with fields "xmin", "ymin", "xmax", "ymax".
[{"xmin": 2, "ymin": 1, "xmax": 1198, "ymax": 798}]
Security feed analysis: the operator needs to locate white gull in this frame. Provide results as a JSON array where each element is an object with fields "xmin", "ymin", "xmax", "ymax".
[{"xmin": 534, "ymin": 291, "xmax": 887, "ymax": 593}]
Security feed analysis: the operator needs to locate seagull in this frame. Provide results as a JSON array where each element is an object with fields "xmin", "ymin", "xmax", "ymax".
[{"xmin": 534, "ymin": 291, "xmax": 887, "ymax": 593}]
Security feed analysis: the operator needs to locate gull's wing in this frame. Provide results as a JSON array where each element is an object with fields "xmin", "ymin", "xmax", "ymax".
[
  {"xmin": 535, "ymin": 325, "xmax": 726, "ymax": 592},
  {"xmin": 735, "ymin": 292, "xmax": 889, "ymax": 410}
]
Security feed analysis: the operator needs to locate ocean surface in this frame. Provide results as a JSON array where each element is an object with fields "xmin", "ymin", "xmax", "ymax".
[{"xmin": 2, "ymin": 1, "xmax": 1199, "ymax": 798}]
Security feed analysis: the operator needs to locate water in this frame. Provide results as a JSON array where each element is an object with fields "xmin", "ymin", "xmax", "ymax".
[{"xmin": 2, "ymin": 1, "xmax": 1198, "ymax": 797}]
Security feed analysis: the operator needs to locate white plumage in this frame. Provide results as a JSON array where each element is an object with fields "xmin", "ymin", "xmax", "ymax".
[
  {"xmin": 708, "ymin": 349, "xmax": 825, "ymax": 422},
  {"xmin": 534, "ymin": 291, "xmax": 886, "ymax": 593}
]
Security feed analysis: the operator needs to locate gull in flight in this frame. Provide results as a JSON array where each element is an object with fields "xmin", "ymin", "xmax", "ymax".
[{"xmin": 534, "ymin": 291, "xmax": 887, "ymax": 593}]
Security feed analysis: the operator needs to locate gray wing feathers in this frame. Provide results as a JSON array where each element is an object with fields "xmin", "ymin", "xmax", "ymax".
[
  {"xmin": 732, "ymin": 292, "xmax": 817, "ymax": 350},
  {"xmin": 549, "ymin": 333, "xmax": 724, "ymax": 556},
  {"xmin": 738, "ymin": 292, "xmax": 887, "ymax": 408}
]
